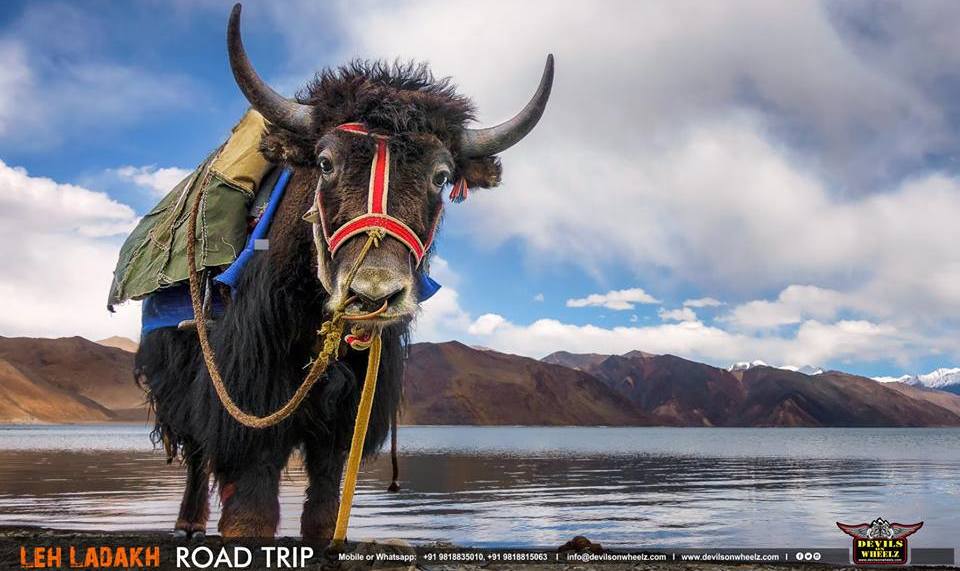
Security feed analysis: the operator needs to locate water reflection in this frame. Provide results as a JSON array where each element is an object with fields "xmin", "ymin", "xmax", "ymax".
[{"xmin": 0, "ymin": 425, "xmax": 957, "ymax": 549}]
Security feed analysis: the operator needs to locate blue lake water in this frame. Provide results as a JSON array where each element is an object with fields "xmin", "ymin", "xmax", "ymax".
[{"xmin": 0, "ymin": 424, "xmax": 957, "ymax": 550}]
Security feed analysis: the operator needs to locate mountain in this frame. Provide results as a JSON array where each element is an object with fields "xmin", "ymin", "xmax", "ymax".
[
  {"xmin": 883, "ymin": 381, "xmax": 960, "ymax": 417},
  {"xmin": 2, "ymin": 336, "xmax": 960, "ymax": 428},
  {"xmin": 728, "ymin": 360, "xmax": 822, "ymax": 375},
  {"xmin": 543, "ymin": 351, "xmax": 960, "ymax": 427},
  {"xmin": 0, "ymin": 336, "xmax": 147, "ymax": 423},
  {"xmin": 402, "ymin": 342, "xmax": 646, "ymax": 425},
  {"xmin": 736, "ymin": 369, "xmax": 960, "ymax": 427},
  {"xmin": 541, "ymin": 351, "xmax": 612, "ymax": 371},
  {"xmin": 875, "ymin": 368, "xmax": 960, "ymax": 395},
  {"xmin": 906, "ymin": 368, "xmax": 960, "ymax": 395},
  {"xmin": 585, "ymin": 353, "xmax": 745, "ymax": 426},
  {"xmin": 96, "ymin": 336, "xmax": 139, "ymax": 353}
]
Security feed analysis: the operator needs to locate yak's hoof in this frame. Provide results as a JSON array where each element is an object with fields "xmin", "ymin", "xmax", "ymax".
[
  {"xmin": 172, "ymin": 529, "xmax": 189, "ymax": 540},
  {"xmin": 387, "ymin": 481, "xmax": 400, "ymax": 492},
  {"xmin": 190, "ymin": 531, "xmax": 206, "ymax": 542}
]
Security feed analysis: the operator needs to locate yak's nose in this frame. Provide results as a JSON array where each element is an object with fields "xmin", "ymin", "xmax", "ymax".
[{"xmin": 347, "ymin": 268, "xmax": 406, "ymax": 309}]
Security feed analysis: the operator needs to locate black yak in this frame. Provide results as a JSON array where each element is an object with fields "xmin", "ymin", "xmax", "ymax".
[{"xmin": 135, "ymin": 3, "xmax": 553, "ymax": 541}]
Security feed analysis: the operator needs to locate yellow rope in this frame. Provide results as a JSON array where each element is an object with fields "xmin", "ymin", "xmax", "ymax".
[{"xmin": 333, "ymin": 334, "xmax": 382, "ymax": 543}]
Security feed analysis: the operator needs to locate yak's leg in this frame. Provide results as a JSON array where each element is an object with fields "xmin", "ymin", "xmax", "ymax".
[
  {"xmin": 216, "ymin": 450, "xmax": 286, "ymax": 538},
  {"xmin": 173, "ymin": 443, "xmax": 210, "ymax": 540},
  {"xmin": 300, "ymin": 441, "xmax": 347, "ymax": 543}
]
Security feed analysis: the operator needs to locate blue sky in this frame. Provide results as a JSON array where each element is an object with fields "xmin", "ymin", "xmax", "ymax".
[{"xmin": 2, "ymin": 0, "xmax": 960, "ymax": 378}]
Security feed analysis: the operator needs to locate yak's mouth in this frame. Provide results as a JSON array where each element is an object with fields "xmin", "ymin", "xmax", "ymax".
[{"xmin": 332, "ymin": 288, "xmax": 416, "ymax": 325}]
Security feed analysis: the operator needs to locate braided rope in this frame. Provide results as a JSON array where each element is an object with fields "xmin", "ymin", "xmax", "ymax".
[{"xmin": 333, "ymin": 334, "xmax": 382, "ymax": 542}]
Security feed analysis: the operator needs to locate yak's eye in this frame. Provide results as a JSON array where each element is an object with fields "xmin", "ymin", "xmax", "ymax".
[
  {"xmin": 432, "ymin": 171, "xmax": 450, "ymax": 188},
  {"xmin": 318, "ymin": 156, "xmax": 334, "ymax": 175}
]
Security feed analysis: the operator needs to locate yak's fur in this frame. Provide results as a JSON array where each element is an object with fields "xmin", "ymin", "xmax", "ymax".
[
  {"xmin": 135, "ymin": 60, "xmax": 490, "ymax": 540},
  {"xmin": 260, "ymin": 60, "xmax": 502, "ymax": 188}
]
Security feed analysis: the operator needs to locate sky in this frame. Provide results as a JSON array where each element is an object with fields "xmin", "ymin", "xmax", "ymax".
[{"xmin": 2, "ymin": 0, "xmax": 960, "ymax": 378}]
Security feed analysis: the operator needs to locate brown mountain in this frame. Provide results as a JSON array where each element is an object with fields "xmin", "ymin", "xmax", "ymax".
[
  {"xmin": 2, "ymin": 336, "xmax": 959, "ymax": 427},
  {"xmin": 871, "ymin": 379, "xmax": 960, "ymax": 417},
  {"xmin": 736, "ymin": 368, "xmax": 960, "ymax": 427},
  {"xmin": 541, "ymin": 351, "xmax": 612, "ymax": 372},
  {"xmin": 587, "ymin": 353, "xmax": 747, "ymax": 426},
  {"xmin": 559, "ymin": 350, "xmax": 960, "ymax": 427},
  {"xmin": 0, "ymin": 336, "xmax": 147, "ymax": 423},
  {"xmin": 401, "ymin": 342, "xmax": 646, "ymax": 425},
  {"xmin": 96, "ymin": 336, "xmax": 139, "ymax": 353}
]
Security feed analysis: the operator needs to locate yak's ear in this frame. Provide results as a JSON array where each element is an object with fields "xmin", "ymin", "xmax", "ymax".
[
  {"xmin": 259, "ymin": 129, "xmax": 316, "ymax": 167},
  {"xmin": 459, "ymin": 155, "xmax": 502, "ymax": 189}
]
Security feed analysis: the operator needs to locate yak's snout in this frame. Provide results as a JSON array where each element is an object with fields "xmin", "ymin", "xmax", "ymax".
[
  {"xmin": 328, "ymin": 238, "xmax": 416, "ymax": 322},
  {"xmin": 348, "ymin": 268, "xmax": 408, "ymax": 311}
]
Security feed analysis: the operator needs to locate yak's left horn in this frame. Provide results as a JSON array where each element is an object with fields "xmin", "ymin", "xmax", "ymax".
[
  {"xmin": 459, "ymin": 54, "xmax": 554, "ymax": 158},
  {"xmin": 227, "ymin": 3, "xmax": 314, "ymax": 134}
]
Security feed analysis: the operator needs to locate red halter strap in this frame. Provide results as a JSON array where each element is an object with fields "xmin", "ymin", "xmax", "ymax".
[{"xmin": 314, "ymin": 123, "xmax": 442, "ymax": 267}]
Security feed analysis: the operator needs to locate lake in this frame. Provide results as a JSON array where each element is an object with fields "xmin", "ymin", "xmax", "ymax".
[{"xmin": 0, "ymin": 425, "xmax": 957, "ymax": 550}]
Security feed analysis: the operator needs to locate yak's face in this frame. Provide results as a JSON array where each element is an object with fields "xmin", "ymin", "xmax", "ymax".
[
  {"xmin": 226, "ymin": 2, "xmax": 553, "ymax": 326},
  {"xmin": 313, "ymin": 130, "xmax": 451, "ymax": 322}
]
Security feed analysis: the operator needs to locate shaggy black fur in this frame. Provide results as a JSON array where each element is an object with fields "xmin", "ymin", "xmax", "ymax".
[
  {"xmin": 135, "ymin": 59, "xmax": 496, "ymax": 540},
  {"xmin": 136, "ymin": 189, "xmax": 405, "ymax": 538}
]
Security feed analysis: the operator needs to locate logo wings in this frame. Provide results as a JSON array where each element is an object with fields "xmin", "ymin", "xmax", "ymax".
[{"xmin": 837, "ymin": 521, "xmax": 924, "ymax": 539}]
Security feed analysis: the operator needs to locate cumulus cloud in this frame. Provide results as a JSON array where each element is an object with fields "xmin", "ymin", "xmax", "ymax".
[
  {"xmin": 566, "ymin": 288, "xmax": 660, "ymax": 311},
  {"xmin": 684, "ymin": 297, "xmax": 724, "ymax": 308},
  {"xmin": 722, "ymin": 285, "xmax": 851, "ymax": 330},
  {"xmin": 533, "ymin": 293, "xmax": 545, "ymax": 302},
  {"xmin": 458, "ymin": 311, "xmax": 911, "ymax": 367},
  {"xmin": 659, "ymin": 307, "xmax": 698, "ymax": 322},
  {"xmin": 113, "ymin": 165, "xmax": 190, "ymax": 197},
  {"xmin": 0, "ymin": 160, "xmax": 141, "ymax": 340},
  {"xmin": 412, "ymin": 255, "xmax": 472, "ymax": 342}
]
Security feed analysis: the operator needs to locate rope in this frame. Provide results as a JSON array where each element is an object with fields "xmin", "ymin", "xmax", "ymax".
[
  {"xmin": 332, "ymin": 334, "xmax": 382, "ymax": 543},
  {"xmin": 185, "ymin": 172, "xmax": 384, "ymax": 429}
]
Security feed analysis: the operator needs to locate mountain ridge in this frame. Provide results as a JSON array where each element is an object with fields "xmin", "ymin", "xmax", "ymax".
[{"xmin": 1, "ymin": 336, "xmax": 959, "ymax": 427}]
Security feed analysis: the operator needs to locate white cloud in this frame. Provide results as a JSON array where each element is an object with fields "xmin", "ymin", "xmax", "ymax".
[
  {"xmin": 0, "ymin": 160, "xmax": 141, "ymax": 340},
  {"xmin": 462, "ymin": 312, "xmax": 911, "ymax": 368},
  {"xmin": 533, "ymin": 293, "xmax": 544, "ymax": 302},
  {"xmin": 468, "ymin": 314, "xmax": 508, "ymax": 336},
  {"xmin": 723, "ymin": 285, "xmax": 851, "ymax": 330},
  {"xmin": 113, "ymin": 165, "xmax": 190, "ymax": 197},
  {"xmin": 412, "ymin": 255, "xmax": 472, "ymax": 342},
  {"xmin": 659, "ymin": 307, "xmax": 697, "ymax": 322},
  {"xmin": 566, "ymin": 288, "xmax": 660, "ymax": 311},
  {"xmin": 684, "ymin": 297, "xmax": 724, "ymax": 308}
]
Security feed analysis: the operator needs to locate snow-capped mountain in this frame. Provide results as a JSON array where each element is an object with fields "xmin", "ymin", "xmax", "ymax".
[
  {"xmin": 728, "ymin": 361, "xmax": 823, "ymax": 375},
  {"xmin": 874, "ymin": 368, "xmax": 960, "ymax": 395},
  {"xmin": 728, "ymin": 360, "xmax": 768, "ymax": 372}
]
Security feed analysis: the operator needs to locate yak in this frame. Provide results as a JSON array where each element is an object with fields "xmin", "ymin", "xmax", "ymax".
[{"xmin": 135, "ymin": 3, "xmax": 553, "ymax": 541}]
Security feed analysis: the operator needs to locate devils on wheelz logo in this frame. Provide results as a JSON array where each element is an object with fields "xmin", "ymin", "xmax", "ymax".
[{"xmin": 836, "ymin": 517, "xmax": 923, "ymax": 565}]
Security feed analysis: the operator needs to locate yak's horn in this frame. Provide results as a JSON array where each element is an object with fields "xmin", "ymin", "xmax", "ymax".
[
  {"xmin": 228, "ymin": 4, "xmax": 314, "ymax": 134},
  {"xmin": 459, "ymin": 54, "xmax": 554, "ymax": 157}
]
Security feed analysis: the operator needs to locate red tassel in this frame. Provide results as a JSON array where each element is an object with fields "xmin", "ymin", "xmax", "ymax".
[{"xmin": 449, "ymin": 178, "xmax": 469, "ymax": 203}]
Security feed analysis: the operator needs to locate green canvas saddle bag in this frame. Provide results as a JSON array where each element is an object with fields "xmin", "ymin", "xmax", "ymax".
[{"xmin": 108, "ymin": 110, "xmax": 273, "ymax": 310}]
